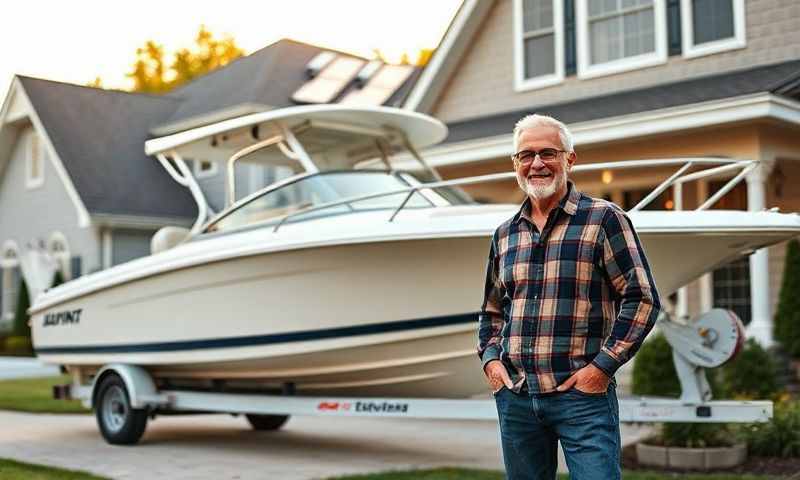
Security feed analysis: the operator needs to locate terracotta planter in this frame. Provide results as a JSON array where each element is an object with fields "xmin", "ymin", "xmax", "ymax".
[{"xmin": 636, "ymin": 442, "xmax": 747, "ymax": 470}]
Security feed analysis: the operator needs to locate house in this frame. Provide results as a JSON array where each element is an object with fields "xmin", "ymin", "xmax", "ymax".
[
  {"xmin": 403, "ymin": 0, "xmax": 800, "ymax": 347},
  {"xmin": 0, "ymin": 38, "xmax": 420, "ymax": 332}
]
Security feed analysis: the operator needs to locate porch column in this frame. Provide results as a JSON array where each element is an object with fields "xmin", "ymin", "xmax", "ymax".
[
  {"xmin": 673, "ymin": 183, "xmax": 688, "ymax": 320},
  {"xmin": 746, "ymin": 164, "xmax": 773, "ymax": 347}
]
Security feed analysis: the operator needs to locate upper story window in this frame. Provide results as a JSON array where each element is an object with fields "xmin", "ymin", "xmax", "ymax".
[
  {"xmin": 26, "ymin": 131, "xmax": 45, "ymax": 189},
  {"xmin": 681, "ymin": 0, "xmax": 746, "ymax": 58},
  {"xmin": 576, "ymin": 0, "xmax": 667, "ymax": 79},
  {"xmin": 193, "ymin": 158, "xmax": 218, "ymax": 179},
  {"xmin": 513, "ymin": 0, "xmax": 565, "ymax": 91}
]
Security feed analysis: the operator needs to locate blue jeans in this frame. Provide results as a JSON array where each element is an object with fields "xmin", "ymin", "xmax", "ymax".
[{"xmin": 494, "ymin": 383, "xmax": 621, "ymax": 480}]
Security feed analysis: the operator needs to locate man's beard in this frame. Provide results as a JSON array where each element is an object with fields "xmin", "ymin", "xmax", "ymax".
[{"xmin": 516, "ymin": 164, "xmax": 567, "ymax": 200}]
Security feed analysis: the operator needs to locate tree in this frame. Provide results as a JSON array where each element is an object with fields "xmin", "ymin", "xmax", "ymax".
[
  {"xmin": 13, "ymin": 278, "xmax": 30, "ymax": 338},
  {"xmin": 774, "ymin": 238, "xmax": 800, "ymax": 357},
  {"xmin": 415, "ymin": 48, "xmax": 434, "ymax": 67},
  {"xmin": 126, "ymin": 26, "xmax": 245, "ymax": 94}
]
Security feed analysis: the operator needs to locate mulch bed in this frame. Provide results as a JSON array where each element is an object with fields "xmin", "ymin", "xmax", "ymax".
[{"xmin": 622, "ymin": 444, "xmax": 800, "ymax": 478}]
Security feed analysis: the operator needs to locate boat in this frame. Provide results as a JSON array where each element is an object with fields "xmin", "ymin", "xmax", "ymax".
[{"xmin": 29, "ymin": 105, "xmax": 800, "ymax": 399}]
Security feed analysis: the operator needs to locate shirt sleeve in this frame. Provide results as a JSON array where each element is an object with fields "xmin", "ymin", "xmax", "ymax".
[
  {"xmin": 591, "ymin": 206, "xmax": 662, "ymax": 377},
  {"xmin": 477, "ymin": 232, "xmax": 505, "ymax": 371}
]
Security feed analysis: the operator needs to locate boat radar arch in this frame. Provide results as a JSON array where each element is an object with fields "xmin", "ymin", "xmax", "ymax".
[{"xmin": 144, "ymin": 105, "xmax": 447, "ymax": 168}]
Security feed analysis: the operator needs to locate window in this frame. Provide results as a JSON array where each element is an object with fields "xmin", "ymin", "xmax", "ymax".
[
  {"xmin": 26, "ymin": 131, "xmax": 45, "ymax": 189},
  {"xmin": 193, "ymin": 159, "xmax": 218, "ymax": 179},
  {"xmin": 681, "ymin": 0, "xmax": 745, "ymax": 58},
  {"xmin": 513, "ymin": 0, "xmax": 565, "ymax": 91},
  {"xmin": 205, "ymin": 171, "xmax": 433, "ymax": 234},
  {"xmin": 576, "ymin": 0, "xmax": 667, "ymax": 79},
  {"xmin": 712, "ymin": 257, "xmax": 751, "ymax": 325}
]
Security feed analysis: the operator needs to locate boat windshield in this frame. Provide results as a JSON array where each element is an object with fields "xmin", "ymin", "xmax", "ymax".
[{"xmin": 205, "ymin": 171, "xmax": 442, "ymax": 234}]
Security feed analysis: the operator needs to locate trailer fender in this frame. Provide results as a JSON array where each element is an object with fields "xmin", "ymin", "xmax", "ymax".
[{"xmin": 91, "ymin": 364, "xmax": 166, "ymax": 409}]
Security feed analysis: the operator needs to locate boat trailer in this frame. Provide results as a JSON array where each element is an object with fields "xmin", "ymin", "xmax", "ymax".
[{"xmin": 59, "ymin": 307, "xmax": 772, "ymax": 445}]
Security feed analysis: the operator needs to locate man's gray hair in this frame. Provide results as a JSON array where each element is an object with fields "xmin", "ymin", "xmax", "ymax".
[{"xmin": 513, "ymin": 114, "xmax": 575, "ymax": 153}]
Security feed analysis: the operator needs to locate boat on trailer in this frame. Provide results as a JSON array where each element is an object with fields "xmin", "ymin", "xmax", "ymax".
[{"xmin": 26, "ymin": 105, "xmax": 799, "ymax": 444}]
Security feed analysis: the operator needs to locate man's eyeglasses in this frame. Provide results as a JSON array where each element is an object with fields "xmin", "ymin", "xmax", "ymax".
[{"xmin": 511, "ymin": 148, "xmax": 566, "ymax": 165}]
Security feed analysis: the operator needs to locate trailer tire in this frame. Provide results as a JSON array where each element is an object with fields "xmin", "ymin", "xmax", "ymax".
[
  {"xmin": 95, "ymin": 373, "xmax": 148, "ymax": 445},
  {"xmin": 245, "ymin": 414, "xmax": 289, "ymax": 431}
]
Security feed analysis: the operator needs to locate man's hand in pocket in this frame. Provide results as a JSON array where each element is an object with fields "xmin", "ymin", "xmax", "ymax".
[{"xmin": 484, "ymin": 360, "xmax": 514, "ymax": 393}]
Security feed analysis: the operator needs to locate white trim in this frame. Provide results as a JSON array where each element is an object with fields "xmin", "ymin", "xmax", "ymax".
[
  {"xmin": 3, "ymin": 79, "xmax": 92, "ymax": 228},
  {"xmin": 513, "ymin": 0, "xmax": 565, "ymax": 92},
  {"xmin": 24, "ymin": 129, "xmax": 44, "ymax": 189},
  {"xmin": 102, "ymin": 229, "xmax": 113, "ymax": 270},
  {"xmin": 576, "ymin": 0, "xmax": 668, "ymax": 80},
  {"xmin": 403, "ymin": 0, "xmax": 492, "ymax": 112},
  {"xmin": 409, "ymin": 93, "xmax": 800, "ymax": 168},
  {"xmin": 681, "ymin": 0, "xmax": 746, "ymax": 59},
  {"xmin": 193, "ymin": 158, "xmax": 218, "ymax": 179}
]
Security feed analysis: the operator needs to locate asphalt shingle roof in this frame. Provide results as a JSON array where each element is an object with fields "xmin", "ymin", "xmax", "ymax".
[
  {"xmin": 18, "ymin": 76, "xmax": 197, "ymax": 219},
  {"xmin": 444, "ymin": 59, "xmax": 800, "ymax": 144},
  {"xmin": 161, "ymin": 39, "xmax": 420, "ymax": 130}
]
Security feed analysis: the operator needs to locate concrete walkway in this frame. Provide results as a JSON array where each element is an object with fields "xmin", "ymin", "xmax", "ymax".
[{"xmin": 0, "ymin": 409, "xmax": 652, "ymax": 480}]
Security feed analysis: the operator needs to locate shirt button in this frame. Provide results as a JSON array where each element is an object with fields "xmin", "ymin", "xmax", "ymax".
[{"xmin": 534, "ymin": 295, "xmax": 538, "ymax": 300}]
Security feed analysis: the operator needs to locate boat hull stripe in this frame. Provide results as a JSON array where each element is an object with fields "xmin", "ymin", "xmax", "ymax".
[{"xmin": 34, "ymin": 312, "xmax": 478, "ymax": 354}]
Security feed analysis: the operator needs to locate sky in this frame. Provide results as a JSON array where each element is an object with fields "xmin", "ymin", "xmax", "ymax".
[{"xmin": 0, "ymin": 0, "xmax": 461, "ymax": 98}]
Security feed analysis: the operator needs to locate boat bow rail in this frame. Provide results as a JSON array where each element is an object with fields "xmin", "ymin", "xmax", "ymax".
[{"xmin": 270, "ymin": 157, "xmax": 762, "ymax": 232}]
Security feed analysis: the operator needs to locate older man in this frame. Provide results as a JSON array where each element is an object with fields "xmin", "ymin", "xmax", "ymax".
[{"xmin": 478, "ymin": 114, "xmax": 661, "ymax": 480}]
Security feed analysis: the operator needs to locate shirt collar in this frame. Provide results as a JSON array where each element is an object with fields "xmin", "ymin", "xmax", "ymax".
[{"xmin": 514, "ymin": 181, "xmax": 580, "ymax": 225}]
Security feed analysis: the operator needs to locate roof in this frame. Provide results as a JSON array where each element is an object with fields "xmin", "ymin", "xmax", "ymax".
[
  {"xmin": 443, "ymin": 59, "xmax": 800, "ymax": 144},
  {"xmin": 18, "ymin": 76, "xmax": 197, "ymax": 219},
  {"xmin": 156, "ymin": 38, "xmax": 421, "ymax": 134},
  {"xmin": 10, "ymin": 38, "xmax": 426, "ymax": 222}
]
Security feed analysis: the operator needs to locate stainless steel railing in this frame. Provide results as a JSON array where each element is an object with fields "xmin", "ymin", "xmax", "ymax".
[{"xmin": 271, "ymin": 157, "xmax": 758, "ymax": 232}]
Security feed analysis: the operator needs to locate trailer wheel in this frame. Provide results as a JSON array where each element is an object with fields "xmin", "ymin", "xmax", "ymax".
[
  {"xmin": 95, "ymin": 373, "xmax": 148, "ymax": 445},
  {"xmin": 245, "ymin": 414, "xmax": 289, "ymax": 431}
]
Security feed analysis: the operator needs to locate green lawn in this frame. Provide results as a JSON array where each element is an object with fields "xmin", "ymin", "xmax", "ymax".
[
  {"xmin": 324, "ymin": 468, "xmax": 779, "ymax": 480},
  {"xmin": 0, "ymin": 458, "xmax": 107, "ymax": 480},
  {"xmin": 0, "ymin": 375, "xmax": 89, "ymax": 414}
]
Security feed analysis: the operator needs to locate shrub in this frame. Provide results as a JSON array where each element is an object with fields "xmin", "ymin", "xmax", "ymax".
[
  {"xmin": 720, "ymin": 338, "xmax": 779, "ymax": 399},
  {"xmin": 632, "ymin": 333, "xmax": 681, "ymax": 397},
  {"xmin": 774, "ymin": 239, "xmax": 800, "ymax": 358},
  {"xmin": 660, "ymin": 422, "xmax": 734, "ymax": 448},
  {"xmin": 4, "ymin": 335, "xmax": 33, "ymax": 356},
  {"xmin": 736, "ymin": 399, "xmax": 800, "ymax": 458}
]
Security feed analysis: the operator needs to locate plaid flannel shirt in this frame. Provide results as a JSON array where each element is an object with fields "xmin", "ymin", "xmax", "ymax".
[{"xmin": 478, "ymin": 182, "xmax": 661, "ymax": 394}]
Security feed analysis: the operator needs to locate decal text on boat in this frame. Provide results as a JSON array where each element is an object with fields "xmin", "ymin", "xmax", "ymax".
[{"xmin": 43, "ymin": 309, "xmax": 83, "ymax": 327}]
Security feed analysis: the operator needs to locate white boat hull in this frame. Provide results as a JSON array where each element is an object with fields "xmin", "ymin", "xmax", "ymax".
[{"xmin": 31, "ymin": 206, "xmax": 800, "ymax": 398}]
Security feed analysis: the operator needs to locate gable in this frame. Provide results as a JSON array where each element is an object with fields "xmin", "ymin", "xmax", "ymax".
[{"xmin": 0, "ymin": 79, "xmax": 91, "ymax": 227}]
